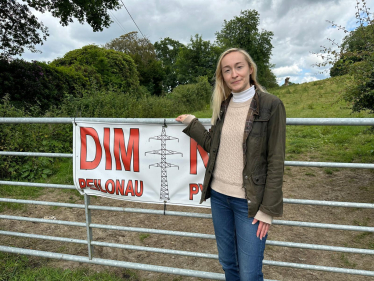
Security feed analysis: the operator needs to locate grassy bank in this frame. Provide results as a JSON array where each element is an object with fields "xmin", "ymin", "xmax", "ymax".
[{"xmin": 192, "ymin": 76, "xmax": 374, "ymax": 164}]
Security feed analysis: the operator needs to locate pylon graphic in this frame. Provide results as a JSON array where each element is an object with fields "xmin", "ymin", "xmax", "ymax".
[{"xmin": 145, "ymin": 126, "xmax": 182, "ymax": 201}]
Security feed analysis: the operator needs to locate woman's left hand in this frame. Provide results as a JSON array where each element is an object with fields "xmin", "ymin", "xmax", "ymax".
[{"xmin": 252, "ymin": 218, "xmax": 270, "ymax": 240}]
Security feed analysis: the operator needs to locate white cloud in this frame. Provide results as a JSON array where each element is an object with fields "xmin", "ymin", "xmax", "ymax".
[
  {"xmin": 19, "ymin": 0, "xmax": 374, "ymax": 84},
  {"xmin": 273, "ymin": 64, "xmax": 302, "ymax": 76}
]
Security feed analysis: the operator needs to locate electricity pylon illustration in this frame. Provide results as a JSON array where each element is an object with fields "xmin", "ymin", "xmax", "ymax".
[{"xmin": 145, "ymin": 126, "xmax": 182, "ymax": 201}]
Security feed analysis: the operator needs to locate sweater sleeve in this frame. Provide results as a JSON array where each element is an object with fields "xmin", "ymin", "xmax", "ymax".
[
  {"xmin": 182, "ymin": 115, "xmax": 196, "ymax": 125},
  {"xmin": 254, "ymin": 210, "xmax": 273, "ymax": 224}
]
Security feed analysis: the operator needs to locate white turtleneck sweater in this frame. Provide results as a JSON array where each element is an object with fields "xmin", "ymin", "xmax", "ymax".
[{"xmin": 232, "ymin": 85, "xmax": 255, "ymax": 103}]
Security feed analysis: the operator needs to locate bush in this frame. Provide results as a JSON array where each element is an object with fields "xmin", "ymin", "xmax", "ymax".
[
  {"xmin": 0, "ymin": 96, "xmax": 72, "ymax": 180},
  {"xmin": 344, "ymin": 59, "xmax": 374, "ymax": 113},
  {"xmin": 168, "ymin": 76, "xmax": 212, "ymax": 113},
  {"xmin": 51, "ymin": 45, "xmax": 140, "ymax": 94},
  {"xmin": 58, "ymin": 76, "xmax": 212, "ymax": 118},
  {"xmin": 0, "ymin": 59, "xmax": 87, "ymax": 112}
]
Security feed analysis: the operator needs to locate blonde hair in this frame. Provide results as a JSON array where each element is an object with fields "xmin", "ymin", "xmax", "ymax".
[{"xmin": 211, "ymin": 48, "xmax": 265, "ymax": 125}]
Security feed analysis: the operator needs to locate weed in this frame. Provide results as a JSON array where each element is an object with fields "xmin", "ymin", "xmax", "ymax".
[
  {"xmin": 305, "ymin": 172, "xmax": 316, "ymax": 177},
  {"xmin": 339, "ymin": 253, "xmax": 357, "ymax": 268},
  {"xmin": 324, "ymin": 169, "xmax": 333, "ymax": 175},
  {"xmin": 353, "ymin": 218, "xmax": 369, "ymax": 226},
  {"xmin": 139, "ymin": 233, "xmax": 150, "ymax": 243}
]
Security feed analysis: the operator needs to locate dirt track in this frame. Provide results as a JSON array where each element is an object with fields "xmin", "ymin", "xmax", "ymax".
[{"xmin": 0, "ymin": 166, "xmax": 373, "ymax": 280}]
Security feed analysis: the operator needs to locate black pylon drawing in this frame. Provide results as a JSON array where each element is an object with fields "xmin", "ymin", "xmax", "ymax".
[{"xmin": 145, "ymin": 126, "xmax": 183, "ymax": 201}]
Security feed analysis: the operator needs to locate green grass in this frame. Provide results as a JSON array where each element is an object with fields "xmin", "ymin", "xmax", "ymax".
[
  {"xmin": 193, "ymin": 76, "xmax": 374, "ymax": 164},
  {"xmin": 0, "ymin": 158, "xmax": 76, "ymax": 212},
  {"xmin": 139, "ymin": 233, "xmax": 150, "ymax": 243},
  {"xmin": 0, "ymin": 252, "xmax": 139, "ymax": 281}
]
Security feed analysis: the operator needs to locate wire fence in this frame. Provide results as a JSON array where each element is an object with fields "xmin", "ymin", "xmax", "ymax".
[{"xmin": 0, "ymin": 117, "xmax": 374, "ymax": 280}]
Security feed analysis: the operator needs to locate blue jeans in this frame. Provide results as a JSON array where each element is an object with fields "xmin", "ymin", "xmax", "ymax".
[{"xmin": 210, "ymin": 189, "xmax": 267, "ymax": 281}]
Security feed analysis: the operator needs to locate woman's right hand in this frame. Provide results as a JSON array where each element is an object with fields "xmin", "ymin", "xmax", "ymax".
[{"xmin": 175, "ymin": 114, "xmax": 189, "ymax": 123}]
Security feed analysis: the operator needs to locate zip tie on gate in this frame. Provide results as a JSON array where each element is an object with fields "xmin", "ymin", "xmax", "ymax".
[
  {"xmin": 73, "ymin": 116, "xmax": 77, "ymax": 126},
  {"xmin": 163, "ymin": 201, "xmax": 167, "ymax": 215},
  {"xmin": 163, "ymin": 119, "xmax": 167, "ymax": 128}
]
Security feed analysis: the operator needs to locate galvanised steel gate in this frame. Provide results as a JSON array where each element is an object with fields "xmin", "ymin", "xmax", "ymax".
[{"xmin": 0, "ymin": 117, "xmax": 374, "ymax": 280}]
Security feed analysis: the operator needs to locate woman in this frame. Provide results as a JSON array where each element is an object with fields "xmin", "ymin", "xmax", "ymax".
[{"xmin": 176, "ymin": 48, "xmax": 286, "ymax": 281}]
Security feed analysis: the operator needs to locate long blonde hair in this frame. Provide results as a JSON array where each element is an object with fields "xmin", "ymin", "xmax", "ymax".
[{"xmin": 211, "ymin": 48, "xmax": 264, "ymax": 125}]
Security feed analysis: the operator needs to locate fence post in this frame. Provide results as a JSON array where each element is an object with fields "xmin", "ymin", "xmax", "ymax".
[{"xmin": 84, "ymin": 194, "xmax": 93, "ymax": 259}]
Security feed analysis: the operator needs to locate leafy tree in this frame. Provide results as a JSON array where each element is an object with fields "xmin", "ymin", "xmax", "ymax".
[
  {"xmin": 215, "ymin": 9, "xmax": 277, "ymax": 89},
  {"xmin": 154, "ymin": 37, "xmax": 184, "ymax": 92},
  {"xmin": 0, "ymin": 0, "xmax": 49, "ymax": 58},
  {"xmin": 0, "ymin": 0, "xmax": 121, "ymax": 58},
  {"xmin": 104, "ymin": 32, "xmax": 165, "ymax": 95},
  {"xmin": 330, "ymin": 23, "xmax": 374, "ymax": 77},
  {"xmin": 316, "ymin": 0, "xmax": 374, "ymax": 112},
  {"xmin": 51, "ymin": 45, "xmax": 139, "ymax": 93},
  {"xmin": 175, "ymin": 34, "xmax": 221, "ymax": 85}
]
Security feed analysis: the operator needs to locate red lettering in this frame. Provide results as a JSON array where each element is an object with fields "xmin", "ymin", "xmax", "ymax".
[
  {"xmin": 189, "ymin": 183, "xmax": 203, "ymax": 200},
  {"xmin": 79, "ymin": 178, "xmax": 86, "ymax": 189},
  {"xmin": 104, "ymin": 127, "xmax": 112, "ymax": 170},
  {"xmin": 190, "ymin": 139, "xmax": 209, "ymax": 174},
  {"xmin": 94, "ymin": 179, "xmax": 104, "ymax": 192},
  {"xmin": 105, "ymin": 179, "xmax": 114, "ymax": 194},
  {"xmin": 80, "ymin": 127, "xmax": 102, "ymax": 170},
  {"xmin": 113, "ymin": 128, "xmax": 139, "ymax": 172},
  {"xmin": 189, "ymin": 183, "xmax": 199, "ymax": 200},
  {"xmin": 86, "ymin": 179, "xmax": 94, "ymax": 189},
  {"xmin": 135, "ymin": 180, "xmax": 143, "ymax": 197},
  {"xmin": 116, "ymin": 179, "xmax": 125, "ymax": 195},
  {"xmin": 89, "ymin": 179, "xmax": 98, "ymax": 190},
  {"xmin": 125, "ymin": 180, "xmax": 135, "ymax": 196}
]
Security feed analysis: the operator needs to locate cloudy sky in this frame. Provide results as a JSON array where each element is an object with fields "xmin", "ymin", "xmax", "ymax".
[{"xmin": 21, "ymin": 0, "xmax": 374, "ymax": 85}]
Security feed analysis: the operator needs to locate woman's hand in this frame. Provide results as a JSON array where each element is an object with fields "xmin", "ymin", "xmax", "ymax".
[
  {"xmin": 175, "ymin": 114, "xmax": 189, "ymax": 123},
  {"xmin": 252, "ymin": 218, "xmax": 270, "ymax": 240}
]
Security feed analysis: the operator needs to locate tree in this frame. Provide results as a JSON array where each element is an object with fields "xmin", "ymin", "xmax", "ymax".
[
  {"xmin": 215, "ymin": 10, "xmax": 277, "ymax": 89},
  {"xmin": 175, "ymin": 34, "xmax": 221, "ymax": 85},
  {"xmin": 154, "ymin": 37, "xmax": 184, "ymax": 92},
  {"xmin": 0, "ymin": 0, "xmax": 49, "ymax": 58},
  {"xmin": 330, "ymin": 23, "xmax": 374, "ymax": 77},
  {"xmin": 0, "ymin": 0, "xmax": 121, "ymax": 58},
  {"xmin": 316, "ymin": 0, "xmax": 374, "ymax": 112},
  {"xmin": 104, "ymin": 32, "xmax": 165, "ymax": 95}
]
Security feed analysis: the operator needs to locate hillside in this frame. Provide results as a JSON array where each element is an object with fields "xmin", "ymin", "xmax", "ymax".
[{"xmin": 193, "ymin": 76, "xmax": 374, "ymax": 164}]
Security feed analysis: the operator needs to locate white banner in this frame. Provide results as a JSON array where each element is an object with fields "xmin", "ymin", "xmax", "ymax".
[{"xmin": 73, "ymin": 121, "xmax": 211, "ymax": 207}]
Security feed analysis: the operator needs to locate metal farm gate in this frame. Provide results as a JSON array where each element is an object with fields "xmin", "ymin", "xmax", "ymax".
[{"xmin": 0, "ymin": 117, "xmax": 373, "ymax": 280}]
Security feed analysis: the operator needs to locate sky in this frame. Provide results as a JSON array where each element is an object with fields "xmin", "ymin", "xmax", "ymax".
[{"xmin": 20, "ymin": 0, "xmax": 374, "ymax": 85}]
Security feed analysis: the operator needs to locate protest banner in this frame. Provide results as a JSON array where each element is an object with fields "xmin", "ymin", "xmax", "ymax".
[{"xmin": 73, "ymin": 121, "xmax": 211, "ymax": 207}]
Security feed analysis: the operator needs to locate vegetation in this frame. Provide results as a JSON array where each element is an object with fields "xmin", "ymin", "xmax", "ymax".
[
  {"xmin": 316, "ymin": 0, "xmax": 374, "ymax": 113},
  {"xmin": 215, "ymin": 10, "xmax": 278, "ymax": 88},
  {"xmin": 0, "ymin": 58, "xmax": 88, "ymax": 111},
  {"xmin": 104, "ymin": 32, "xmax": 165, "ymax": 96},
  {"xmin": 51, "ymin": 45, "xmax": 140, "ymax": 94},
  {"xmin": 190, "ymin": 76, "xmax": 374, "ymax": 164},
  {"xmin": 0, "ymin": 0, "xmax": 122, "ymax": 58},
  {"xmin": 0, "ymin": 252, "xmax": 138, "ymax": 281}
]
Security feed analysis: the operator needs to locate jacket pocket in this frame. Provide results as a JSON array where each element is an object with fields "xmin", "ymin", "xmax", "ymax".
[
  {"xmin": 251, "ymin": 112, "xmax": 270, "ymax": 136},
  {"xmin": 252, "ymin": 174, "xmax": 267, "ymax": 185}
]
